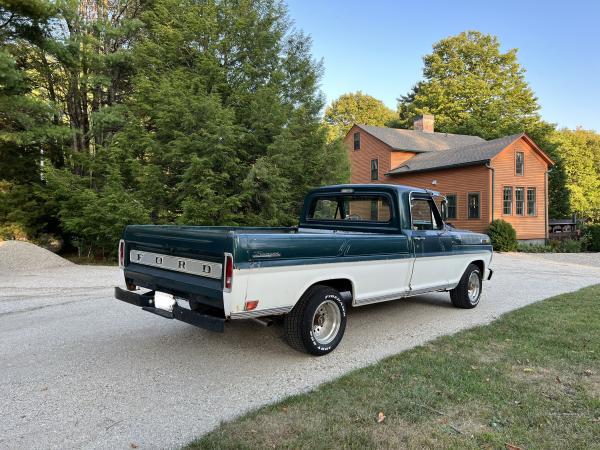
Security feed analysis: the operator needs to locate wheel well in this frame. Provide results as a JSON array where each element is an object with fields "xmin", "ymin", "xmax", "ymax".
[
  {"xmin": 471, "ymin": 260, "xmax": 485, "ymax": 274},
  {"xmin": 309, "ymin": 279, "xmax": 354, "ymax": 302}
]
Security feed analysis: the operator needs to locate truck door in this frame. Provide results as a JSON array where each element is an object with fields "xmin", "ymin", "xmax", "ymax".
[{"xmin": 408, "ymin": 195, "xmax": 452, "ymax": 292}]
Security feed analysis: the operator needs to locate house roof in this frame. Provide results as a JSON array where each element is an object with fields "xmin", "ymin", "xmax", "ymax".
[
  {"xmin": 387, "ymin": 133, "xmax": 525, "ymax": 175},
  {"xmin": 549, "ymin": 218, "xmax": 577, "ymax": 226},
  {"xmin": 355, "ymin": 124, "xmax": 485, "ymax": 152}
]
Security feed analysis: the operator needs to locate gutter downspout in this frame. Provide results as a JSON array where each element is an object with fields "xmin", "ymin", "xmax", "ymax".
[
  {"xmin": 485, "ymin": 161, "xmax": 495, "ymax": 223},
  {"xmin": 545, "ymin": 168, "xmax": 552, "ymax": 243}
]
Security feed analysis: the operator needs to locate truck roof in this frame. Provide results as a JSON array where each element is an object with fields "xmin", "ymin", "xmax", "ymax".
[{"xmin": 309, "ymin": 184, "xmax": 434, "ymax": 195}]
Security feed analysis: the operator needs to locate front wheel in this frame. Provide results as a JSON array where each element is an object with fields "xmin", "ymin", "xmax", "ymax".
[
  {"xmin": 284, "ymin": 285, "xmax": 347, "ymax": 356},
  {"xmin": 450, "ymin": 263, "xmax": 482, "ymax": 309}
]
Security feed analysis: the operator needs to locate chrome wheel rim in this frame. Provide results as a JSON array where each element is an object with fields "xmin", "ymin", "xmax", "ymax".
[
  {"xmin": 467, "ymin": 270, "xmax": 481, "ymax": 304},
  {"xmin": 311, "ymin": 300, "xmax": 341, "ymax": 345}
]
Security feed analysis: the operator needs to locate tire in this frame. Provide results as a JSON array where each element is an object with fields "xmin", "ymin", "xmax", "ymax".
[
  {"xmin": 450, "ymin": 263, "xmax": 482, "ymax": 309},
  {"xmin": 284, "ymin": 285, "xmax": 347, "ymax": 356}
]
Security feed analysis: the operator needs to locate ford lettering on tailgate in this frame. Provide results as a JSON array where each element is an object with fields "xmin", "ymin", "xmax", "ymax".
[{"xmin": 129, "ymin": 250, "xmax": 222, "ymax": 279}]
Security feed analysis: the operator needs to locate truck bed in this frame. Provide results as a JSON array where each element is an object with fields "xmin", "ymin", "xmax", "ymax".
[{"xmin": 122, "ymin": 224, "xmax": 411, "ymax": 312}]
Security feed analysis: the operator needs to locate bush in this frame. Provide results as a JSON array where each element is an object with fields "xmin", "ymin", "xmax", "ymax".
[
  {"xmin": 517, "ymin": 243, "xmax": 553, "ymax": 253},
  {"xmin": 551, "ymin": 239, "xmax": 583, "ymax": 253},
  {"xmin": 517, "ymin": 239, "xmax": 584, "ymax": 253},
  {"xmin": 33, "ymin": 233, "xmax": 64, "ymax": 253},
  {"xmin": 0, "ymin": 223, "xmax": 28, "ymax": 241},
  {"xmin": 584, "ymin": 224, "xmax": 600, "ymax": 251},
  {"xmin": 488, "ymin": 219, "xmax": 517, "ymax": 252}
]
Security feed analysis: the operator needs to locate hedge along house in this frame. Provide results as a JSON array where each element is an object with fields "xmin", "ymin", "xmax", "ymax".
[{"xmin": 346, "ymin": 115, "xmax": 554, "ymax": 242}]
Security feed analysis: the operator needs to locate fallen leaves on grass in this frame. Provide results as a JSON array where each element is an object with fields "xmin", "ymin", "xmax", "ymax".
[
  {"xmin": 523, "ymin": 368, "xmax": 534, "ymax": 373},
  {"xmin": 376, "ymin": 411, "xmax": 385, "ymax": 423},
  {"xmin": 506, "ymin": 444, "xmax": 523, "ymax": 450}
]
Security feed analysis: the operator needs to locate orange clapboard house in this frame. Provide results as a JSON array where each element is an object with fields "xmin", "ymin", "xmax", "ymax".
[{"xmin": 346, "ymin": 115, "xmax": 554, "ymax": 242}]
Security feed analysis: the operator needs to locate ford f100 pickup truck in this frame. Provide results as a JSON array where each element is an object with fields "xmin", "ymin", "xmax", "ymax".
[{"xmin": 115, "ymin": 184, "xmax": 493, "ymax": 355}]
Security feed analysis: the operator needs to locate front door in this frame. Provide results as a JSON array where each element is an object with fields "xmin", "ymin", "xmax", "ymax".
[{"xmin": 409, "ymin": 196, "xmax": 452, "ymax": 292}]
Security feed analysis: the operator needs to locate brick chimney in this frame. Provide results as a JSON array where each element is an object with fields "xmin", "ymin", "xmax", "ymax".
[{"xmin": 414, "ymin": 114, "xmax": 434, "ymax": 133}]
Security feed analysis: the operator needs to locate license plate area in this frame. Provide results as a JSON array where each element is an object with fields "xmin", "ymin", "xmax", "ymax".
[{"xmin": 154, "ymin": 291, "xmax": 176, "ymax": 312}]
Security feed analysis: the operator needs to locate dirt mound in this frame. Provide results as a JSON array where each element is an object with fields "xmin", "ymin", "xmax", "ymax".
[{"xmin": 0, "ymin": 240, "xmax": 74, "ymax": 272}]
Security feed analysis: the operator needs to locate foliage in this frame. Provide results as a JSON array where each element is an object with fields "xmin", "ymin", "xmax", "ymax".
[
  {"xmin": 549, "ymin": 128, "xmax": 600, "ymax": 222},
  {"xmin": 395, "ymin": 31, "xmax": 572, "ymax": 217},
  {"xmin": 487, "ymin": 219, "xmax": 517, "ymax": 252},
  {"xmin": 516, "ymin": 243, "xmax": 554, "ymax": 253},
  {"xmin": 0, "ymin": 223, "xmax": 28, "ymax": 241},
  {"xmin": 397, "ymin": 31, "xmax": 546, "ymax": 140},
  {"xmin": 582, "ymin": 224, "xmax": 600, "ymax": 252},
  {"xmin": 517, "ymin": 239, "xmax": 583, "ymax": 253},
  {"xmin": 0, "ymin": 179, "xmax": 60, "ymax": 239},
  {"xmin": 0, "ymin": 50, "xmax": 69, "ymax": 182},
  {"xmin": 0, "ymin": 0, "xmax": 145, "ymax": 250},
  {"xmin": 46, "ymin": 167, "xmax": 149, "ymax": 257},
  {"xmin": 517, "ymin": 239, "xmax": 587, "ymax": 253},
  {"xmin": 0, "ymin": 0, "xmax": 349, "ymax": 254},
  {"xmin": 550, "ymin": 239, "xmax": 583, "ymax": 253},
  {"xmin": 324, "ymin": 91, "xmax": 397, "ymax": 140}
]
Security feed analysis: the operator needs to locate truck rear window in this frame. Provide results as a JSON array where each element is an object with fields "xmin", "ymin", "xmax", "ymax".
[{"xmin": 308, "ymin": 195, "xmax": 391, "ymax": 222}]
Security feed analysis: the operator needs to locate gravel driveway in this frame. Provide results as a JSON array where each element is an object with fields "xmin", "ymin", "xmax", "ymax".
[{"xmin": 1, "ymin": 253, "xmax": 599, "ymax": 450}]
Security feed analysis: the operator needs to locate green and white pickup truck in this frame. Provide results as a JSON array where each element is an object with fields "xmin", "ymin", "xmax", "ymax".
[{"xmin": 115, "ymin": 184, "xmax": 493, "ymax": 355}]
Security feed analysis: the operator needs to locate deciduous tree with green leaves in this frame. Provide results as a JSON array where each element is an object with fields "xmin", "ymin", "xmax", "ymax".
[
  {"xmin": 549, "ymin": 128, "xmax": 600, "ymax": 221},
  {"xmin": 324, "ymin": 91, "xmax": 397, "ymax": 140},
  {"xmin": 397, "ymin": 31, "xmax": 546, "ymax": 139},
  {"xmin": 396, "ymin": 30, "xmax": 572, "ymax": 219}
]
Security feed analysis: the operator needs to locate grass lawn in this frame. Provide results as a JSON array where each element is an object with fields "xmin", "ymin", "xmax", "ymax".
[{"xmin": 186, "ymin": 285, "xmax": 600, "ymax": 450}]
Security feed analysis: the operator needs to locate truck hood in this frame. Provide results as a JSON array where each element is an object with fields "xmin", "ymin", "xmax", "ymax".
[{"xmin": 447, "ymin": 228, "xmax": 492, "ymax": 246}]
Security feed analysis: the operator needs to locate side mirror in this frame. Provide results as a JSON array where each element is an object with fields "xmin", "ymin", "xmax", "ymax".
[{"xmin": 440, "ymin": 199, "xmax": 448, "ymax": 222}]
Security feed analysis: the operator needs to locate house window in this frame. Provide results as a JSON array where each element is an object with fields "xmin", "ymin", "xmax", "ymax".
[
  {"xmin": 503, "ymin": 186, "xmax": 513, "ymax": 215},
  {"xmin": 371, "ymin": 159, "xmax": 378, "ymax": 180},
  {"xmin": 515, "ymin": 187, "xmax": 525, "ymax": 215},
  {"xmin": 468, "ymin": 192, "xmax": 480, "ymax": 219},
  {"xmin": 516, "ymin": 151, "xmax": 524, "ymax": 175},
  {"xmin": 353, "ymin": 132, "xmax": 360, "ymax": 150},
  {"xmin": 527, "ymin": 187, "xmax": 536, "ymax": 216},
  {"xmin": 446, "ymin": 194, "xmax": 457, "ymax": 219}
]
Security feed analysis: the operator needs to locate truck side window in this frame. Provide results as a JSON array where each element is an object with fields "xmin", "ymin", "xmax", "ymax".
[{"xmin": 411, "ymin": 199, "xmax": 442, "ymax": 231}]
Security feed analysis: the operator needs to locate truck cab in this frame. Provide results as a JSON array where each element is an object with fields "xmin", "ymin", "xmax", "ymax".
[{"xmin": 115, "ymin": 184, "xmax": 493, "ymax": 355}]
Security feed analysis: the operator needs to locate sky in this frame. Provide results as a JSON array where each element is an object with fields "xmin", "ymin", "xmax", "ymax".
[{"xmin": 286, "ymin": 0, "xmax": 600, "ymax": 131}]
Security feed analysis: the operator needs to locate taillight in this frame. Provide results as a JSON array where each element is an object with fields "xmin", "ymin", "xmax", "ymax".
[
  {"xmin": 118, "ymin": 239, "xmax": 125, "ymax": 268},
  {"xmin": 244, "ymin": 300, "xmax": 259, "ymax": 311},
  {"xmin": 224, "ymin": 253, "xmax": 233, "ymax": 291}
]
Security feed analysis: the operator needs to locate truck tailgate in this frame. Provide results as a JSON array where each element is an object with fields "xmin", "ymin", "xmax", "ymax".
[{"xmin": 122, "ymin": 225, "xmax": 234, "ymax": 310}]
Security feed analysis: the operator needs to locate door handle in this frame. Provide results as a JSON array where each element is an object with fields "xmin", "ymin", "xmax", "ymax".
[{"xmin": 413, "ymin": 236, "xmax": 425, "ymax": 241}]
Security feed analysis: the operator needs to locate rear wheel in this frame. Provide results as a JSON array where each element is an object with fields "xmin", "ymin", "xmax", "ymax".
[
  {"xmin": 450, "ymin": 264, "xmax": 482, "ymax": 309},
  {"xmin": 284, "ymin": 285, "xmax": 347, "ymax": 356}
]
